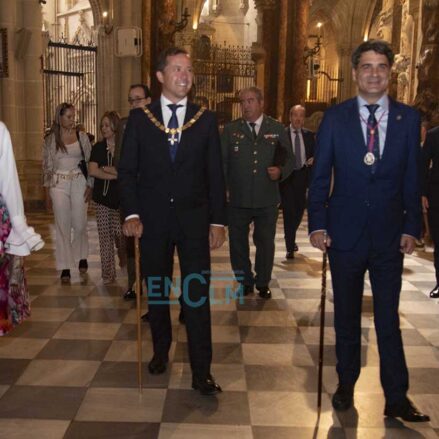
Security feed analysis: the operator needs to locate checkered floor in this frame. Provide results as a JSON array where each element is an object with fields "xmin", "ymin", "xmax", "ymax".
[{"xmin": 0, "ymin": 212, "xmax": 438, "ymax": 438}]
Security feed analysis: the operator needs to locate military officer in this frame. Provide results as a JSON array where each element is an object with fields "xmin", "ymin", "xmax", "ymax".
[{"xmin": 222, "ymin": 87, "xmax": 294, "ymax": 299}]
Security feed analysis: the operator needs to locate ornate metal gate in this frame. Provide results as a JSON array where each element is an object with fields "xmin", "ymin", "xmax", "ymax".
[
  {"xmin": 192, "ymin": 41, "xmax": 256, "ymax": 128},
  {"xmin": 42, "ymin": 41, "xmax": 97, "ymax": 137}
]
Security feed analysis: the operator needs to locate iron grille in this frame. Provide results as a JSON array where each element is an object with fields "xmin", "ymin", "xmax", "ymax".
[
  {"xmin": 42, "ymin": 41, "xmax": 97, "ymax": 138},
  {"xmin": 192, "ymin": 43, "xmax": 256, "ymax": 129}
]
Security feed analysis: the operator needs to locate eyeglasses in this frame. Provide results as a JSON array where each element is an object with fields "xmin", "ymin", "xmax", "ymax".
[{"xmin": 128, "ymin": 97, "xmax": 146, "ymax": 104}]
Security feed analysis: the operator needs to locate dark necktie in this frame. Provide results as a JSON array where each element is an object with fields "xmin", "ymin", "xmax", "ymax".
[
  {"xmin": 167, "ymin": 104, "xmax": 182, "ymax": 162},
  {"xmin": 249, "ymin": 122, "xmax": 257, "ymax": 141},
  {"xmin": 294, "ymin": 130, "xmax": 303, "ymax": 169},
  {"xmin": 366, "ymin": 104, "xmax": 380, "ymax": 173}
]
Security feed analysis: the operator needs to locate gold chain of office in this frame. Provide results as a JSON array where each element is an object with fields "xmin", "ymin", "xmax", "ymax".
[{"xmin": 143, "ymin": 107, "xmax": 206, "ymax": 135}]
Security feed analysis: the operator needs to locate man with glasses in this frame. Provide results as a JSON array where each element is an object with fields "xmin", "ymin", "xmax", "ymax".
[{"xmin": 115, "ymin": 84, "xmax": 151, "ymax": 302}]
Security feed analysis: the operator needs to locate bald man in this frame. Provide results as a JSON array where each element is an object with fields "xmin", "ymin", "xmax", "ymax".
[{"xmin": 280, "ymin": 105, "xmax": 315, "ymax": 258}]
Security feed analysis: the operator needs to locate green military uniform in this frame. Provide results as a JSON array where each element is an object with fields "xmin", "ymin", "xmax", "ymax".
[{"xmin": 222, "ymin": 115, "xmax": 294, "ymax": 288}]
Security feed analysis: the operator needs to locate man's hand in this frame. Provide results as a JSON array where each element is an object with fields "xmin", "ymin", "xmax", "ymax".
[
  {"xmin": 306, "ymin": 157, "xmax": 314, "ymax": 166},
  {"xmin": 422, "ymin": 195, "xmax": 429, "ymax": 213},
  {"xmin": 123, "ymin": 218, "xmax": 143, "ymax": 238},
  {"xmin": 209, "ymin": 225, "xmax": 226, "ymax": 249},
  {"xmin": 84, "ymin": 186, "xmax": 92, "ymax": 203},
  {"xmin": 267, "ymin": 166, "xmax": 281, "ymax": 181},
  {"xmin": 400, "ymin": 235, "xmax": 416, "ymax": 254},
  {"xmin": 310, "ymin": 230, "xmax": 331, "ymax": 252}
]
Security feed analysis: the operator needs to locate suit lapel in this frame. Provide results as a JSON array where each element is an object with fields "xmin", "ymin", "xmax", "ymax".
[{"xmin": 380, "ymin": 98, "xmax": 400, "ymax": 165}]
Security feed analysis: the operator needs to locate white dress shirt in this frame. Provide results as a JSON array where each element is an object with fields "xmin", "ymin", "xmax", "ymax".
[
  {"xmin": 246, "ymin": 114, "xmax": 264, "ymax": 136},
  {"xmin": 358, "ymin": 94, "xmax": 389, "ymax": 157},
  {"xmin": 161, "ymin": 95, "xmax": 188, "ymax": 143},
  {"xmin": 290, "ymin": 126, "xmax": 306, "ymax": 169}
]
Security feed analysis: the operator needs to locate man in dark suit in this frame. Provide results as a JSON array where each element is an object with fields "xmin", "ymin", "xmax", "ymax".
[
  {"xmin": 280, "ymin": 104, "xmax": 315, "ymax": 259},
  {"xmin": 118, "ymin": 47, "xmax": 226, "ymax": 396},
  {"xmin": 308, "ymin": 40, "xmax": 429, "ymax": 422}
]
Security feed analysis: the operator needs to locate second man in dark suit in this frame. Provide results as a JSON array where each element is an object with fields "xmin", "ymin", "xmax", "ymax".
[
  {"xmin": 280, "ymin": 104, "xmax": 315, "ymax": 259},
  {"xmin": 119, "ymin": 47, "xmax": 226, "ymax": 395}
]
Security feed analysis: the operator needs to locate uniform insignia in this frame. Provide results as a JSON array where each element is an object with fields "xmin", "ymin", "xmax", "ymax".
[
  {"xmin": 234, "ymin": 146, "xmax": 239, "ymax": 152},
  {"xmin": 396, "ymin": 115, "xmax": 402, "ymax": 121},
  {"xmin": 263, "ymin": 134, "xmax": 279, "ymax": 139}
]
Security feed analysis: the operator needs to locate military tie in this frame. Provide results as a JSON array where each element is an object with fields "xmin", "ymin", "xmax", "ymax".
[
  {"xmin": 249, "ymin": 122, "xmax": 257, "ymax": 141},
  {"xmin": 294, "ymin": 130, "xmax": 303, "ymax": 169},
  {"xmin": 366, "ymin": 104, "xmax": 380, "ymax": 173},
  {"xmin": 167, "ymin": 103, "xmax": 182, "ymax": 162}
]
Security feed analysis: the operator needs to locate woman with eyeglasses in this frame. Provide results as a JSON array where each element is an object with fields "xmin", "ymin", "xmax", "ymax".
[
  {"xmin": 42, "ymin": 102, "xmax": 93, "ymax": 282},
  {"xmin": 88, "ymin": 111, "xmax": 126, "ymax": 284}
]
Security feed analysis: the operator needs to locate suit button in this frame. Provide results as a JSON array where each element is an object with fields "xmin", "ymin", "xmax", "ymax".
[
  {"xmin": 253, "ymin": 169, "xmax": 257, "ymax": 174},
  {"xmin": 254, "ymin": 151, "xmax": 257, "ymax": 155},
  {"xmin": 254, "ymin": 160, "xmax": 258, "ymax": 164},
  {"xmin": 365, "ymin": 200, "xmax": 370, "ymax": 207}
]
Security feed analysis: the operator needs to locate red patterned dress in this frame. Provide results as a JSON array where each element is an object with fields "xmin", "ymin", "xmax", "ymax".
[{"xmin": 0, "ymin": 194, "xmax": 30, "ymax": 335}]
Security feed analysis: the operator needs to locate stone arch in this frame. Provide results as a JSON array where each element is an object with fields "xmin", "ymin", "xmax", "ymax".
[{"xmin": 88, "ymin": 0, "xmax": 104, "ymax": 27}]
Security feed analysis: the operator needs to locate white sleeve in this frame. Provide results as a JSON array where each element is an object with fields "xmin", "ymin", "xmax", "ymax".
[{"xmin": 0, "ymin": 122, "xmax": 44, "ymax": 255}]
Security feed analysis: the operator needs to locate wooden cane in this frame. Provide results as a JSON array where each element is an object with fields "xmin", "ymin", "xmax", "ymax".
[
  {"xmin": 317, "ymin": 250, "xmax": 328, "ymax": 410},
  {"xmin": 134, "ymin": 237, "xmax": 142, "ymax": 393}
]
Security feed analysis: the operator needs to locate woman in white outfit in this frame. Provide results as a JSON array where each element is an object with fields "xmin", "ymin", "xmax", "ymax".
[
  {"xmin": 0, "ymin": 121, "xmax": 44, "ymax": 335},
  {"xmin": 42, "ymin": 103, "xmax": 92, "ymax": 282}
]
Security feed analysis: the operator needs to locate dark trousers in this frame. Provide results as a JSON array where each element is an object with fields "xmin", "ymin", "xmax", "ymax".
[
  {"xmin": 141, "ymin": 210, "xmax": 212, "ymax": 379},
  {"xmin": 328, "ymin": 230, "xmax": 408, "ymax": 405},
  {"xmin": 280, "ymin": 168, "xmax": 308, "ymax": 252},
  {"xmin": 228, "ymin": 205, "xmax": 278, "ymax": 287}
]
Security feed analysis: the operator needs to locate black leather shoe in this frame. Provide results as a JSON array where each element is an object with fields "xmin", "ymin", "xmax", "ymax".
[
  {"xmin": 257, "ymin": 286, "xmax": 272, "ymax": 299},
  {"xmin": 78, "ymin": 259, "xmax": 88, "ymax": 274},
  {"xmin": 384, "ymin": 398, "xmax": 430, "ymax": 422},
  {"xmin": 192, "ymin": 374, "xmax": 222, "ymax": 395},
  {"xmin": 242, "ymin": 284, "xmax": 254, "ymax": 296},
  {"xmin": 123, "ymin": 289, "xmax": 136, "ymax": 300},
  {"xmin": 430, "ymin": 285, "xmax": 439, "ymax": 299},
  {"xmin": 148, "ymin": 356, "xmax": 167, "ymax": 375},
  {"xmin": 294, "ymin": 243, "xmax": 299, "ymax": 252},
  {"xmin": 141, "ymin": 312, "xmax": 149, "ymax": 322},
  {"xmin": 178, "ymin": 309, "xmax": 185, "ymax": 324},
  {"xmin": 332, "ymin": 383, "xmax": 354, "ymax": 411},
  {"xmin": 286, "ymin": 251, "xmax": 295, "ymax": 259},
  {"xmin": 60, "ymin": 269, "xmax": 71, "ymax": 283}
]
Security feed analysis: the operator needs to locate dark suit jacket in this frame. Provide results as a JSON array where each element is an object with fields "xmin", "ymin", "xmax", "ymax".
[
  {"xmin": 118, "ymin": 100, "xmax": 227, "ymax": 239},
  {"xmin": 421, "ymin": 126, "xmax": 439, "ymax": 207},
  {"xmin": 283, "ymin": 127, "xmax": 315, "ymax": 185},
  {"xmin": 308, "ymin": 96, "xmax": 422, "ymax": 251}
]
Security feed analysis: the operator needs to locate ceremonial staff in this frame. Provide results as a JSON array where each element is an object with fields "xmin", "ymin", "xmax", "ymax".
[
  {"xmin": 134, "ymin": 237, "xmax": 142, "ymax": 393},
  {"xmin": 317, "ymin": 250, "xmax": 328, "ymax": 410}
]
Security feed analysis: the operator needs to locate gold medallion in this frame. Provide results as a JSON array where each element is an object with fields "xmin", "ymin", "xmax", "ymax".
[{"xmin": 364, "ymin": 152, "xmax": 375, "ymax": 166}]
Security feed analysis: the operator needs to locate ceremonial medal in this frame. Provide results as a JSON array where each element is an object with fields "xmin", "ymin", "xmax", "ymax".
[{"xmin": 364, "ymin": 152, "xmax": 375, "ymax": 166}]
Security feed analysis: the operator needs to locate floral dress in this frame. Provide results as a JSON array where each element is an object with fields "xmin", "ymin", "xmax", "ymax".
[{"xmin": 0, "ymin": 194, "xmax": 30, "ymax": 335}]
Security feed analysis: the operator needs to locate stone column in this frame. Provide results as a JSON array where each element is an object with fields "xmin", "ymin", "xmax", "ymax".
[
  {"xmin": 141, "ymin": 0, "xmax": 153, "ymax": 88},
  {"xmin": 337, "ymin": 42, "xmax": 355, "ymax": 101},
  {"xmin": 253, "ymin": 0, "xmax": 280, "ymax": 118},
  {"xmin": 0, "ymin": 0, "xmax": 45, "ymax": 208},
  {"xmin": 285, "ymin": 0, "xmax": 309, "ymax": 122},
  {"xmin": 414, "ymin": 0, "xmax": 439, "ymax": 125}
]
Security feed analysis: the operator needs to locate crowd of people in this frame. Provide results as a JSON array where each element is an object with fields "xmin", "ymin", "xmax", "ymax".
[{"xmin": 0, "ymin": 38, "xmax": 437, "ymax": 422}]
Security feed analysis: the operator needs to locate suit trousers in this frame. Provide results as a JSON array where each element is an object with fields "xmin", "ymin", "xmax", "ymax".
[
  {"xmin": 50, "ymin": 174, "xmax": 89, "ymax": 270},
  {"xmin": 228, "ymin": 205, "xmax": 278, "ymax": 287},
  {"xmin": 280, "ymin": 167, "xmax": 308, "ymax": 252},
  {"xmin": 328, "ymin": 229, "xmax": 409, "ymax": 404},
  {"xmin": 141, "ymin": 209, "xmax": 212, "ymax": 379}
]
